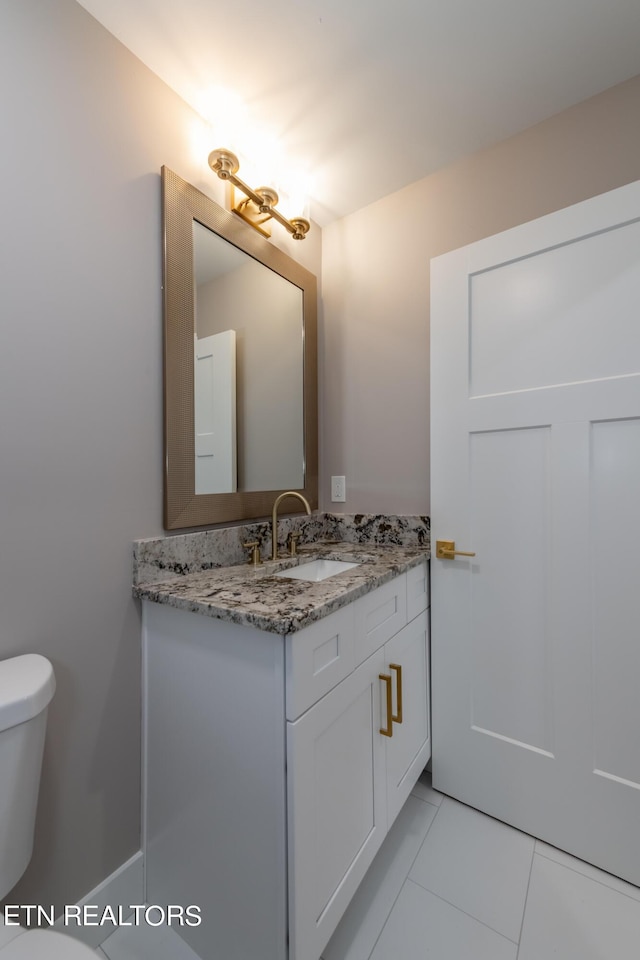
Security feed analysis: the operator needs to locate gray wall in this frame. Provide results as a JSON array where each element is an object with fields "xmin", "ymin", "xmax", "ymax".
[
  {"xmin": 321, "ymin": 73, "xmax": 640, "ymax": 515},
  {"xmin": 0, "ymin": 0, "xmax": 320, "ymax": 910},
  {"xmin": 3, "ymin": 0, "xmax": 640, "ymax": 917}
]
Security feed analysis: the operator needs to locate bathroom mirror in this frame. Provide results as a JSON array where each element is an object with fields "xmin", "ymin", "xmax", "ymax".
[{"xmin": 162, "ymin": 167, "xmax": 318, "ymax": 529}]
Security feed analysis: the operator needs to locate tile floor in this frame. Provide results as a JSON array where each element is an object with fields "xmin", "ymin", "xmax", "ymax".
[{"xmin": 95, "ymin": 770, "xmax": 640, "ymax": 960}]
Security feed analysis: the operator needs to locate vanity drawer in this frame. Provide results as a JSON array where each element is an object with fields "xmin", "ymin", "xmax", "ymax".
[
  {"xmin": 407, "ymin": 561, "xmax": 429, "ymax": 620},
  {"xmin": 354, "ymin": 574, "xmax": 407, "ymax": 666},
  {"xmin": 285, "ymin": 604, "xmax": 356, "ymax": 721}
]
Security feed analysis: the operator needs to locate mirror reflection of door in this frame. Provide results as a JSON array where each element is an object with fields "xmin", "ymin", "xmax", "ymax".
[
  {"xmin": 194, "ymin": 330, "xmax": 237, "ymax": 495},
  {"xmin": 193, "ymin": 220, "xmax": 305, "ymax": 494}
]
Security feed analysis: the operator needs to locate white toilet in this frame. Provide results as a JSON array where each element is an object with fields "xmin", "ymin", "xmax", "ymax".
[{"xmin": 0, "ymin": 654, "xmax": 99, "ymax": 958}]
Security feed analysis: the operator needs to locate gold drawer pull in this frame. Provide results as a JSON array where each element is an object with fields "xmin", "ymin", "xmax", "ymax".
[
  {"xmin": 389, "ymin": 663, "xmax": 403, "ymax": 724},
  {"xmin": 436, "ymin": 539, "xmax": 476, "ymax": 560},
  {"xmin": 379, "ymin": 674, "xmax": 393, "ymax": 737}
]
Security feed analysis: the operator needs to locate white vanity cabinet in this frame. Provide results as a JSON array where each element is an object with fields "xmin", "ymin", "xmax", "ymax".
[
  {"xmin": 286, "ymin": 566, "xmax": 430, "ymax": 960},
  {"xmin": 142, "ymin": 561, "xmax": 429, "ymax": 960}
]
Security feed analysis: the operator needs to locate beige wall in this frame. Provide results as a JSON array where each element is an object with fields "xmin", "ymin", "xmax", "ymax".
[
  {"xmin": 321, "ymin": 73, "xmax": 640, "ymax": 515},
  {"xmin": 0, "ymin": 0, "xmax": 320, "ymax": 911},
  {"xmin": 3, "ymin": 0, "xmax": 640, "ymax": 918}
]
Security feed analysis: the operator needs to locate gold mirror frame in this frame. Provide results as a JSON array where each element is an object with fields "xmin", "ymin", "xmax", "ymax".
[{"xmin": 162, "ymin": 166, "xmax": 318, "ymax": 529}]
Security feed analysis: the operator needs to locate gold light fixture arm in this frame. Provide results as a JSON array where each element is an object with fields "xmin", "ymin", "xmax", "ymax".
[{"xmin": 208, "ymin": 148, "xmax": 310, "ymax": 241}]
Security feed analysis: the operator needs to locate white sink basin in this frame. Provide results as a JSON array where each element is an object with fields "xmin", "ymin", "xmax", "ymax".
[{"xmin": 274, "ymin": 558, "xmax": 361, "ymax": 582}]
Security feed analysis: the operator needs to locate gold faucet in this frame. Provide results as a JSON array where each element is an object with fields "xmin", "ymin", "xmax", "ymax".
[{"xmin": 271, "ymin": 491, "xmax": 312, "ymax": 560}]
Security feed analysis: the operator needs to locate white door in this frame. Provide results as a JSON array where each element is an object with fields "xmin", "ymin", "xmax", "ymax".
[
  {"xmin": 194, "ymin": 330, "xmax": 236, "ymax": 494},
  {"xmin": 430, "ymin": 179, "xmax": 640, "ymax": 886}
]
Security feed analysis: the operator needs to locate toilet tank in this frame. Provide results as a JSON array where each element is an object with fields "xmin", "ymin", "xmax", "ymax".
[{"xmin": 0, "ymin": 654, "xmax": 56, "ymax": 898}]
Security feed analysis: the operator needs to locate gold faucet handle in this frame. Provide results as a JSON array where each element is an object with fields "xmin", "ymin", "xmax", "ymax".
[
  {"xmin": 243, "ymin": 540, "xmax": 262, "ymax": 566},
  {"xmin": 287, "ymin": 531, "xmax": 301, "ymax": 556}
]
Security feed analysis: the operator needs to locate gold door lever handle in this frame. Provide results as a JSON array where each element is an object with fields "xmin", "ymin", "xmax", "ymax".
[{"xmin": 436, "ymin": 539, "xmax": 476, "ymax": 560}]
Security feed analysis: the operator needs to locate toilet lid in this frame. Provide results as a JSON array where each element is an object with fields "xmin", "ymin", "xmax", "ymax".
[{"xmin": 0, "ymin": 928, "xmax": 99, "ymax": 958}]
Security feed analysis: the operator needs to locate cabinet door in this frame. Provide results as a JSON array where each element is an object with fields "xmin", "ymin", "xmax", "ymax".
[
  {"xmin": 287, "ymin": 649, "xmax": 387, "ymax": 960},
  {"xmin": 384, "ymin": 610, "xmax": 431, "ymax": 825}
]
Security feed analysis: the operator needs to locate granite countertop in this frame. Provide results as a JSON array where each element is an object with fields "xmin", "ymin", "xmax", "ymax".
[{"xmin": 134, "ymin": 540, "xmax": 429, "ymax": 636}]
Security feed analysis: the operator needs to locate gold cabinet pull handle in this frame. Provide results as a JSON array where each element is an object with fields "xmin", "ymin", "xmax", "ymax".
[
  {"xmin": 436, "ymin": 539, "xmax": 476, "ymax": 560},
  {"xmin": 389, "ymin": 663, "xmax": 403, "ymax": 724},
  {"xmin": 379, "ymin": 674, "xmax": 393, "ymax": 737}
]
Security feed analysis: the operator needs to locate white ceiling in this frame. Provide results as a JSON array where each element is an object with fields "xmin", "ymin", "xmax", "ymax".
[{"xmin": 76, "ymin": 0, "xmax": 640, "ymax": 225}]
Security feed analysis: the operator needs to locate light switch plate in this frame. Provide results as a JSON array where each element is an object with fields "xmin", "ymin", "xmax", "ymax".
[{"xmin": 331, "ymin": 476, "xmax": 346, "ymax": 502}]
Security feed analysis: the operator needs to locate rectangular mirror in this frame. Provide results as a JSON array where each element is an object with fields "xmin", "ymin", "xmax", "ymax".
[{"xmin": 162, "ymin": 167, "xmax": 318, "ymax": 529}]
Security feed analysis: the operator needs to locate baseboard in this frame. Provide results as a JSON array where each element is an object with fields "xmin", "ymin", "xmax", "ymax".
[{"xmin": 53, "ymin": 851, "xmax": 144, "ymax": 950}]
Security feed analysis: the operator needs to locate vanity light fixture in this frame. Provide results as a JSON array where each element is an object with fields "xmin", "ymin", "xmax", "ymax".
[{"xmin": 208, "ymin": 148, "xmax": 310, "ymax": 241}]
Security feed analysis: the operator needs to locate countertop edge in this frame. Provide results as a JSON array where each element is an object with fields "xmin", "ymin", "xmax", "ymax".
[{"xmin": 134, "ymin": 544, "xmax": 429, "ymax": 635}]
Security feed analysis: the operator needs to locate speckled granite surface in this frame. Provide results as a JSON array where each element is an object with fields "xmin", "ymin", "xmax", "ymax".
[
  {"xmin": 133, "ymin": 514, "xmax": 429, "ymax": 635},
  {"xmin": 133, "ymin": 513, "xmax": 429, "ymax": 586},
  {"xmin": 134, "ymin": 540, "xmax": 428, "ymax": 635},
  {"xmin": 325, "ymin": 513, "xmax": 430, "ymax": 546}
]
